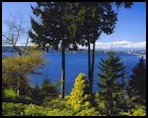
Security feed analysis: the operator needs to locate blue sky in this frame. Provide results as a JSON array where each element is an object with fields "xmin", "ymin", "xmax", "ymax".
[{"xmin": 2, "ymin": 2, "xmax": 146, "ymax": 50}]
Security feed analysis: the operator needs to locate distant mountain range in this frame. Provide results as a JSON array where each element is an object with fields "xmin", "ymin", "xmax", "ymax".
[
  {"xmin": 78, "ymin": 40, "xmax": 146, "ymax": 51},
  {"xmin": 95, "ymin": 47, "xmax": 146, "ymax": 51}
]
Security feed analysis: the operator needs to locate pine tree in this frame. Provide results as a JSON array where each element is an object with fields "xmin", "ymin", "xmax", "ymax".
[
  {"xmin": 97, "ymin": 51, "xmax": 125, "ymax": 115},
  {"xmin": 29, "ymin": 2, "xmax": 79, "ymax": 98},
  {"xmin": 128, "ymin": 56, "xmax": 146, "ymax": 103},
  {"xmin": 67, "ymin": 73, "xmax": 92, "ymax": 111},
  {"xmin": 75, "ymin": 2, "xmax": 133, "ymax": 94}
]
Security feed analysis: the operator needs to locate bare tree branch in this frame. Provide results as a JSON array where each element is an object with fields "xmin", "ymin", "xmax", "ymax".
[{"xmin": 2, "ymin": 14, "xmax": 31, "ymax": 56}]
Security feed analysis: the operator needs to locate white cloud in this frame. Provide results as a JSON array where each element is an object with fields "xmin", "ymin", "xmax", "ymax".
[{"xmin": 79, "ymin": 40, "xmax": 146, "ymax": 50}]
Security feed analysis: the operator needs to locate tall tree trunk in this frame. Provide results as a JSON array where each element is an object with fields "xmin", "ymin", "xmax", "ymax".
[
  {"xmin": 90, "ymin": 42, "xmax": 96, "ymax": 93},
  {"xmin": 61, "ymin": 42, "xmax": 66, "ymax": 99},
  {"xmin": 17, "ymin": 54, "xmax": 22, "ymax": 97},
  {"xmin": 46, "ymin": 46, "xmax": 49, "ymax": 53},
  {"xmin": 17, "ymin": 76, "xmax": 20, "ymax": 96},
  {"xmin": 88, "ymin": 39, "xmax": 91, "ymax": 91},
  {"xmin": 108, "ymin": 90, "xmax": 114, "ymax": 116},
  {"xmin": 122, "ymin": 68, "xmax": 125, "ymax": 90}
]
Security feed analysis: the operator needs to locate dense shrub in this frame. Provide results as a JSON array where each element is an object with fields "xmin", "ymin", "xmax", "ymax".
[
  {"xmin": 30, "ymin": 80, "xmax": 59, "ymax": 105},
  {"xmin": 3, "ymin": 89, "xmax": 17, "ymax": 101},
  {"xmin": 30, "ymin": 85, "xmax": 44, "ymax": 105},
  {"xmin": 41, "ymin": 79, "xmax": 58, "ymax": 98},
  {"xmin": 24, "ymin": 104, "xmax": 48, "ymax": 116},
  {"xmin": 16, "ymin": 96, "xmax": 32, "ymax": 104},
  {"xmin": 95, "ymin": 92, "xmax": 107, "ymax": 115},
  {"xmin": 2, "ymin": 102, "xmax": 26, "ymax": 116},
  {"xmin": 119, "ymin": 105, "xmax": 146, "ymax": 116},
  {"xmin": 75, "ymin": 107, "xmax": 100, "ymax": 116},
  {"xmin": 2, "ymin": 101, "xmax": 146, "ymax": 116},
  {"xmin": 2, "ymin": 102, "xmax": 49, "ymax": 116},
  {"xmin": 3, "ymin": 88, "xmax": 32, "ymax": 104},
  {"xmin": 47, "ymin": 108, "xmax": 75, "ymax": 116},
  {"xmin": 42, "ymin": 97, "xmax": 76, "ymax": 116},
  {"xmin": 43, "ymin": 98, "xmax": 70, "ymax": 110}
]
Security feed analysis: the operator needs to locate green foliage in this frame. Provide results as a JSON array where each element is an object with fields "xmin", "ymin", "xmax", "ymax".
[
  {"xmin": 47, "ymin": 109, "xmax": 75, "ymax": 116},
  {"xmin": 2, "ymin": 48, "xmax": 45, "ymax": 76},
  {"xmin": 3, "ymin": 99, "xmax": 145, "ymax": 116},
  {"xmin": 41, "ymin": 79, "xmax": 58, "ymax": 98},
  {"xmin": 97, "ymin": 52, "xmax": 126, "ymax": 115},
  {"xmin": 2, "ymin": 102, "xmax": 48, "ymax": 116},
  {"xmin": 16, "ymin": 96, "xmax": 32, "ymax": 104},
  {"xmin": 30, "ymin": 2, "xmax": 79, "ymax": 50},
  {"xmin": 43, "ymin": 98, "xmax": 69, "ymax": 109},
  {"xmin": 29, "ymin": 2, "xmax": 133, "ymax": 98},
  {"xmin": 3, "ymin": 89, "xmax": 17, "ymax": 100},
  {"xmin": 24, "ymin": 104, "xmax": 48, "ymax": 116},
  {"xmin": 94, "ymin": 92, "xmax": 107, "ymax": 115},
  {"xmin": 76, "ymin": 107, "xmax": 99, "ymax": 116},
  {"xmin": 2, "ymin": 102, "xmax": 25, "ymax": 116},
  {"xmin": 2, "ymin": 48, "xmax": 45, "ymax": 96},
  {"xmin": 30, "ymin": 79, "xmax": 59, "ymax": 105},
  {"xmin": 2, "ymin": 101, "xmax": 75, "ymax": 116},
  {"xmin": 30, "ymin": 84, "xmax": 44, "ymax": 105},
  {"xmin": 30, "ymin": 2, "xmax": 81, "ymax": 98},
  {"xmin": 120, "ymin": 105, "xmax": 146, "ymax": 116},
  {"xmin": 67, "ymin": 73, "xmax": 92, "ymax": 111},
  {"xmin": 128, "ymin": 56, "xmax": 146, "ymax": 102},
  {"xmin": 39, "ymin": 98, "xmax": 76, "ymax": 116},
  {"xmin": 3, "ymin": 89, "xmax": 32, "ymax": 104}
]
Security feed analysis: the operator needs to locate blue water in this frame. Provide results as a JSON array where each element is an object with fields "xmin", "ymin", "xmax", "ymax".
[
  {"xmin": 29, "ymin": 52, "xmax": 141, "ymax": 94},
  {"xmin": 2, "ymin": 52, "xmax": 142, "ymax": 94}
]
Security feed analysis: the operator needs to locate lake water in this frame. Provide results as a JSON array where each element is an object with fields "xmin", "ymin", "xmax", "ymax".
[{"xmin": 2, "ymin": 52, "xmax": 143, "ymax": 94}]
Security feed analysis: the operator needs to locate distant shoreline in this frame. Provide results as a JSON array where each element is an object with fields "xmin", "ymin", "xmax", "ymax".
[{"xmin": 2, "ymin": 46, "xmax": 146, "ymax": 55}]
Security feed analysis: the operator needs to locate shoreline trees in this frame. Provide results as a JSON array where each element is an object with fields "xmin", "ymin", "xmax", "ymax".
[{"xmin": 29, "ymin": 2, "xmax": 133, "ymax": 97}]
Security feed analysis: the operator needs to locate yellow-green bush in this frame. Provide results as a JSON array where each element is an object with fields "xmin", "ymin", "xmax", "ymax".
[
  {"xmin": 2, "ymin": 102, "xmax": 26, "ymax": 116},
  {"xmin": 94, "ymin": 92, "xmax": 107, "ymax": 115},
  {"xmin": 3, "ymin": 89, "xmax": 17, "ymax": 100},
  {"xmin": 2, "ymin": 48, "xmax": 45, "ymax": 96},
  {"xmin": 2, "ymin": 49, "xmax": 45, "ymax": 76},
  {"xmin": 24, "ymin": 104, "xmax": 48, "ymax": 116},
  {"xmin": 67, "ymin": 73, "xmax": 92, "ymax": 111},
  {"xmin": 43, "ymin": 98, "xmax": 69, "ymax": 109},
  {"xmin": 76, "ymin": 107, "xmax": 100, "ymax": 116},
  {"xmin": 47, "ymin": 109, "xmax": 75, "ymax": 116}
]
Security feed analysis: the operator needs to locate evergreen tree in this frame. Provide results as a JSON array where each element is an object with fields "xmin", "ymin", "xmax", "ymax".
[
  {"xmin": 75, "ymin": 2, "xmax": 133, "ymax": 93},
  {"xmin": 67, "ymin": 73, "xmax": 92, "ymax": 111},
  {"xmin": 31, "ymin": 84, "xmax": 43, "ymax": 105},
  {"xmin": 76, "ymin": 3, "xmax": 118, "ymax": 93},
  {"xmin": 29, "ymin": 2, "xmax": 133, "ymax": 98},
  {"xmin": 128, "ymin": 56, "xmax": 146, "ymax": 103},
  {"xmin": 41, "ymin": 79, "xmax": 58, "ymax": 98},
  {"xmin": 97, "ymin": 51, "xmax": 125, "ymax": 115},
  {"xmin": 29, "ymin": 2, "xmax": 79, "ymax": 98}
]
